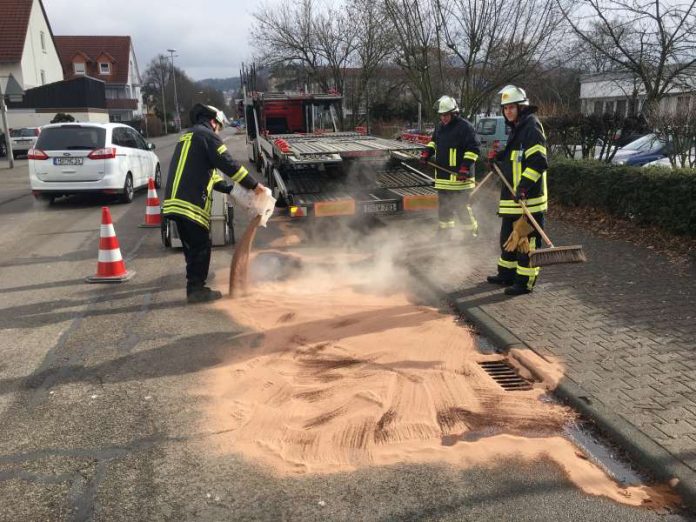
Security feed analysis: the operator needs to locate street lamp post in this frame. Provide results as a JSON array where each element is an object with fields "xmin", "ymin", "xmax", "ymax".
[
  {"xmin": 157, "ymin": 57, "xmax": 168, "ymax": 135},
  {"xmin": 0, "ymin": 78, "xmax": 15, "ymax": 168},
  {"xmin": 167, "ymin": 49, "xmax": 181, "ymax": 132}
]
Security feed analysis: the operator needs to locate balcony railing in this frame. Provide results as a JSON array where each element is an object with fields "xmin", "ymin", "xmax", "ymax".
[{"xmin": 106, "ymin": 98, "xmax": 138, "ymax": 110}]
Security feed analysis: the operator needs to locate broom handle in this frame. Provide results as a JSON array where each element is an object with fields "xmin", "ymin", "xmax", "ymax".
[
  {"xmin": 395, "ymin": 150, "xmax": 494, "ymax": 197},
  {"xmin": 492, "ymin": 163, "xmax": 555, "ymax": 248}
]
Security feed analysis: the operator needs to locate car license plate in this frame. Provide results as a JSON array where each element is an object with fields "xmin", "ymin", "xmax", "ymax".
[
  {"xmin": 54, "ymin": 157, "xmax": 83, "ymax": 166},
  {"xmin": 362, "ymin": 201, "xmax": 398, "ymax": 214}
]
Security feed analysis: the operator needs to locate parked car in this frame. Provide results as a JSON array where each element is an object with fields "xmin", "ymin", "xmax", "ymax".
[
  {"xmin": 9, "ymin": 127, "xmax": 41, "ymax": 158},
  {"xmin": 28, "ymin": 122, "xmax": 161, "ymax": 204},
  {"xmin": 0, "ymin": 132, "xmax": 6, "ymax": 157},
  {"xmin": 611, "ymin": 133, "xmax": 670, "ymax": 166},
  {"xmin": 475, "ymin": 116, "xmax": 509, "ymax": 156}
]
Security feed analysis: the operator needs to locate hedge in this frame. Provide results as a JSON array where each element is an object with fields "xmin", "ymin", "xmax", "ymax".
[{"xmin": 548, "ymin": 158, "xmax": 696, "ymax": 237}]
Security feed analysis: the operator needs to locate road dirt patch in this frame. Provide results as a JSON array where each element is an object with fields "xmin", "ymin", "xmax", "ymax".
[{"xmin": 202, "ymin": 246, "xmax": 678, "ymax": 509}]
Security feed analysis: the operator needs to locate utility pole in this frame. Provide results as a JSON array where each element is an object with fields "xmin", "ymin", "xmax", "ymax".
[
  {"xmin": 158, "ymin": 56, "xmax": 168, "ymax": 135},
  {"xmin": 167, "ymin": 49, "xmax": 181, "ymax": 132},
  {"xmin": 0, "ymin": 79, "xmax": 15, "ymax": 168}
]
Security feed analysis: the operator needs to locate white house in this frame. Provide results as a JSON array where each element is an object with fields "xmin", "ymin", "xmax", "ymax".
[
  {"xmin": 580, "ymin": 70, "xmax": 695, "ymax": 117},
  {"xmin": 0, "ymin": 0, "xmax": 64, "ymax": 94}
]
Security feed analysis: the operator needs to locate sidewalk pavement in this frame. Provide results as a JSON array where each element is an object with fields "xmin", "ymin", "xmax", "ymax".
[{"xmin": 407, "ymin": 198, "xmax": 696, "ymax": 510}]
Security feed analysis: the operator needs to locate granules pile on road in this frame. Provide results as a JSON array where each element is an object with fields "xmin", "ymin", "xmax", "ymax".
[{"xmin": 204, "ymin": 235, "xmax": 678, "ymax": 509}]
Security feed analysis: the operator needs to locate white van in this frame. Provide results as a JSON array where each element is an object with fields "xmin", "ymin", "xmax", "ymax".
[
  {"xmin": 28, "ymin": 123, "xmax": 161, "ymax": 204},
  {"xmin": 475, "ymin": 116, "xmax": 509, "ymax": 156}
]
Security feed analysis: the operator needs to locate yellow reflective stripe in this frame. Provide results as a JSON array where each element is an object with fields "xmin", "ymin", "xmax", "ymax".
[
  {"xmin": 171, "ymin": 138, "xmax": 192, "ymax": 199},
  {"xmin": 163, "ymin": 198, "xmax": 210, "ymax": 221},
  {"xmin": 179, "ymin": 132, "xmax": 193, "ymax": 143},
  {"xmin": 426, "ymin": 141, "xmax": 436, "ymax": 149},
  {"xmin": 162, "ymin": 201, "xmax": 211, "ymax": 229},
  {"xmin": 522, "ymin": 167, "xmax": 542, "ymax": 183},
  {"xmin": 210, "ymin": 170, "xmax": 224, "ymax": 184},
  {"xmin": 217, "ymin": 143, "xmax": 228, "ymax": 154},
  {"xmin": 516, "ymin": 265, "xmax": 540, "ymax": 277},
  {"xmin": 499, "ymin": 194, "xmax": 548, "ymax": 207},
  {"xmin": 498, "ymin": 202, "xmax": 548, "ymax": 214},
  {"xmin": 230, "ymin": 166, "xmax": 249, "ymax": 183},
  {"xmin": 511, "ymin": 151, "xmax": 522, "ymax": 189},
  {"xmin": 498, "ymin": 258, "xmax": 517, "ymax": 269},
  {"xmin": 463, "ymin": 151, "xmax": 478, "ymax": 161},
  {"xmin": 438, "ymin": 220, "xmax": 455, "ymax": 229},
  {"xmin": 524, "ymin": 145, "xmax": 547, "ymax": 158},
  {"xmin": 449, "ymin": 148, "xmax": 456, "ymax": 167},
  {"xmin": 435, "ymin": 181, "xmax": 474, "ymax": 190}
]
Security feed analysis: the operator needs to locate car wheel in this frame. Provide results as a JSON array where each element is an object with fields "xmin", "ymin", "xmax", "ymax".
[
  {"xmin": 120, "ymin": 173, "xmax": 134, "ymax": 203},
  {"xmin": 154, "ymin": 164, "xmax": 162, "ymax": 189},
  {"xmin": 161, "ymin": 217, "xmax": 172, "ymax": 247}
]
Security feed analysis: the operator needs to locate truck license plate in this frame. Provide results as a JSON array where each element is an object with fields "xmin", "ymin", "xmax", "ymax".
[
  {"xmin": 362, "ymin": 201, "xmax": 398, "ymax": 214},
  {"xmin": 54, "ymin": 157, "xmax": 84, "ymax": 166}
]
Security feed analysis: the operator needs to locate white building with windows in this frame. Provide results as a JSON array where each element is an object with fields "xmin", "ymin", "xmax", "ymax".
[
  {"xmin": 0, "ymin": 0, "xmax": 64, "ymax": 93},
  {"xmin": 580, "ymin": 71, "xmax": 695, "ymax": 116}
]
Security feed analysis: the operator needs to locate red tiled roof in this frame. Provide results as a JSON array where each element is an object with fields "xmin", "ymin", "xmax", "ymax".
[
  {"xmin": 54, "ymin": 36, "xmax": 135, "ymax": 85},
  {"xmin": 0, "ymin": 0, "xmax": 33, "ymax": 63}
]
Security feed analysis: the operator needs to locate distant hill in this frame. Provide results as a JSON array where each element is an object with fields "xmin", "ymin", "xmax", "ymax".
[{"xmin": 197, "ymin": 77, "xmax": 241, "ymax": 91}]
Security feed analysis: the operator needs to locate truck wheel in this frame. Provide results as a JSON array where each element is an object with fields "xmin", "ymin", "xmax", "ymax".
[
  {"xmin": 161, "ymin": 217, "xmax": 172, "ymax": 247},
  {"xmin": 226, "ymin": 205, "xmax": 235, "ymax": 245}
]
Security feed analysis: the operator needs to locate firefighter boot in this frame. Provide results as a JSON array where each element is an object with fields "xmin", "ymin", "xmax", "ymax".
[
  {"xmin": 504, "ymin": 284, "xmax": 531, "ymax": 296},
  {"xmin": 187, "ymin": 286, "xmax": 223, "ymax": 304},
  {"xmin": 486, "ymin": 274, "xmax": 514, "ymax": 286}
]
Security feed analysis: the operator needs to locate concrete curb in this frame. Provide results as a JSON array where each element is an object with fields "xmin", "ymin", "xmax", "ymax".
[{"xmin": 407, "ymin": 263, "xmax": 696, "ymax": 512}]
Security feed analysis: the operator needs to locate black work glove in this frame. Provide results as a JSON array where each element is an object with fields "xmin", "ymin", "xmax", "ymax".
[{"xmin": 514, "ymin": 185, "xmax": 528, "ymax": 203}]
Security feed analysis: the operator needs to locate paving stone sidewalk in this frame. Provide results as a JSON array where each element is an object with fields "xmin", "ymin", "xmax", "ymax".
[{"xmin": 409, "ymin": 207, "xmax": 696, "ymax": 478}]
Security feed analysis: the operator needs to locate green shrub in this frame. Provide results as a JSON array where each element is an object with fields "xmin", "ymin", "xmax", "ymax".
[{"xmin": 549, "ymin": 158, "xmax": 696, "ymax": 237}]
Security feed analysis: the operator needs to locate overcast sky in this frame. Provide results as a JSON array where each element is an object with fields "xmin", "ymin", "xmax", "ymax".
[{"xmin": 43, "ymin": 0, "xmax": 264, "ymax": 80}]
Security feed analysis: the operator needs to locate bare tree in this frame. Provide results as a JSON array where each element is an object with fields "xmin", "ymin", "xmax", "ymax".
[
  {"xmin": 433, "ymin": 0, "xmax": 568, "ymax": 118},
  {"xmin": 346, "ymin": 0, "xmax": 397, "ymax": 128},
  {"xmin": 558, "ymin": 0, "xmax": 696, "ymax": 113},
  {"xmin": 382, "ymin": 0, "xmax": 451, "ymax": 117}
]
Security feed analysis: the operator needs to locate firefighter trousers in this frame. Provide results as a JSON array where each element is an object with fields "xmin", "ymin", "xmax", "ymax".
[
  {"xmin": 173, "ymin": 217, "xmax": 212, "ymax": 294},
  {"xmin": 437, "ymin": 189, "xmax": 478, "ymax": 235},
  {"xmin": 496, "ymin": 213, "xmax": 544, "ymax": 290}
]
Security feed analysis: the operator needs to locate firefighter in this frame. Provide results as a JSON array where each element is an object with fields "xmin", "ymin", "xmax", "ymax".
[
  {"xmin": 163, "ymin": 103, "xmax": 265, "ymax": 304},
  {"xmin": 421, "ymin": 95, "xmax": 480, "ymax": 237},
  {"xmin": 486, "ymin": 85, "xmax": 548, "ymax": 296}
]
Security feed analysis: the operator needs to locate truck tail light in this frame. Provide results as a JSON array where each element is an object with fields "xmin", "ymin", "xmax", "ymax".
[
  {"xmin": 27, "ymin": 148, "xmax": 48, "ymax": 160},
  {"xmin": 88, "ymin": 147, "xmax": 117, "ymax": 160}
]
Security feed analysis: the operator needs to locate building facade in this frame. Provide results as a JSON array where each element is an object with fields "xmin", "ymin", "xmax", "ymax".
[{"xmin": 54, "ymin": 36, "xmax": 143, "ymax": 122}]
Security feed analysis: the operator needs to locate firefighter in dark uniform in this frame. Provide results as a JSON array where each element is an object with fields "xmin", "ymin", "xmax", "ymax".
[
  {"xmin": 163, "ymin": 103, "xmax": 265, "ymax": 304},
  {"xmin": 421, "ymin": 96, "xmax": 481, "ymax": 237},
  {"xmin": 486, "ymin": 85, "xmax": 548, "ymax": 296}
]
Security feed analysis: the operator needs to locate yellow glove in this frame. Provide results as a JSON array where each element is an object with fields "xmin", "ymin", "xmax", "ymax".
[
  {"xmin": 503, "ymin": 217, "xmax": 534, "ymax": 252},
  {"xmin": 517, "ymin": 237, "xmax": 530, "ymax": 254}
]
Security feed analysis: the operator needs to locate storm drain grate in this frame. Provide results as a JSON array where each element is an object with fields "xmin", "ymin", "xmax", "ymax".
[{"xmin": 478, "ymin": 361, "xmax": 534, "ymax": 391}]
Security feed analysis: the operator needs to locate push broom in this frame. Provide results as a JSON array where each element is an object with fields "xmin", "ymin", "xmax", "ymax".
[{"xmin": 492, "ymin": 164, "xmax": 586, "ymax": 267}]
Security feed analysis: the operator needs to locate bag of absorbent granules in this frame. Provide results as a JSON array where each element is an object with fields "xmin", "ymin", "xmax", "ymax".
[{"xmin": 229, "ymin": 183, "xmax": 276, "ymax": 227}]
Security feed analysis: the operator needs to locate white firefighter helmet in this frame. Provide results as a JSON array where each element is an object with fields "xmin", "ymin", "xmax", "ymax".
[
  {"xmin": 434, "ymin": 95, "xmax": 459, "ymax": 114},
  {"xmin": 190, "ymin": 103, "xmax": 226, "ymax": 128},
  {"xmin": 499, "ymin": 85, "xmax": 529, "ymax": 106}
]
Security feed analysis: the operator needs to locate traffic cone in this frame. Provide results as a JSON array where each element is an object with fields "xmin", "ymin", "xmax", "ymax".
[
  {"xmin": 86, "ymin": 207, "xmax": 134, "ymax": 283},
  {"xmin": 139, "ymin": 177, "xmax": 161, "ymax": 228}
]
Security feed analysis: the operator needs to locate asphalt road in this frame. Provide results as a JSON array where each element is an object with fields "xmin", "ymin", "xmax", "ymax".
[{"xmin": 0, "ymin": 131, "xmax": 690, "ymax": 521}]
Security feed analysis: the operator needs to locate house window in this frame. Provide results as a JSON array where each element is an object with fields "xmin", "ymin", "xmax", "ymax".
[
  {"xmin": 616, "ymin": 99, "xmax": 627, "ymax": 117},
  {"xmin": 74, "ymin": 62, "xmax": 85, "ymax": 75},
  {"xmin": 677, "ymin": 95, "xmax": 691, "ymax": 114},
  {"xmin": 40, "ymin": 31, "xmax": 46, "ymax": 52},
  {"xmin": 40, "ymin": 70, "xmax": 46, "ymax": 85},
  {"xmin": 604, "ymin": 100, "xmax": 615, "ymax": 114},
  {"xmin": 99, "ymin": 62, "xmax": 111, "ymax": 75},
  {"xmin": 593, "ymin": 101, "xmax": 603, "ymax": 115}
]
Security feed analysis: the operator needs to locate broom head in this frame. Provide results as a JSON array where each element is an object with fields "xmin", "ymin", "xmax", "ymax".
[{"xmin": 530, "ymin": 245, "xmax": 586, "ymax": 267}]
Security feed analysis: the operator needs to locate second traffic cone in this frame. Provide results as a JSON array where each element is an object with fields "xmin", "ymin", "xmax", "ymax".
[
  {"xmin": 139, "ymin": 177, "xmax": 161, "ymax": 228},
  {"xmin": 86, "ymin": 206, "xmax": 134, "ymax": 283}
]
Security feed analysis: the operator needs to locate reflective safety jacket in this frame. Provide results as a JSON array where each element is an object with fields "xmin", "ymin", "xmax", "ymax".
[
  {"xmin": 163, "ymin": 122, "xmax": 258, "ymax": 229},
  {"xmin": 495, "ymin": 107, "xmax": 548, "ymax": 215},
  {"xmin": 426, "ymin": 115, "xmax": 480, "ymax": 191}
]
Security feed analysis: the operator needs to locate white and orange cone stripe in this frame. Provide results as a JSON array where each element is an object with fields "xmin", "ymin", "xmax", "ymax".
[
  {"xmin": 86, "ymin": 206, "xmax": 134, "ymax": 283},
  {"xmin": 141, "ymin": 177, "xmax": 161, "ymax": 227}
]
